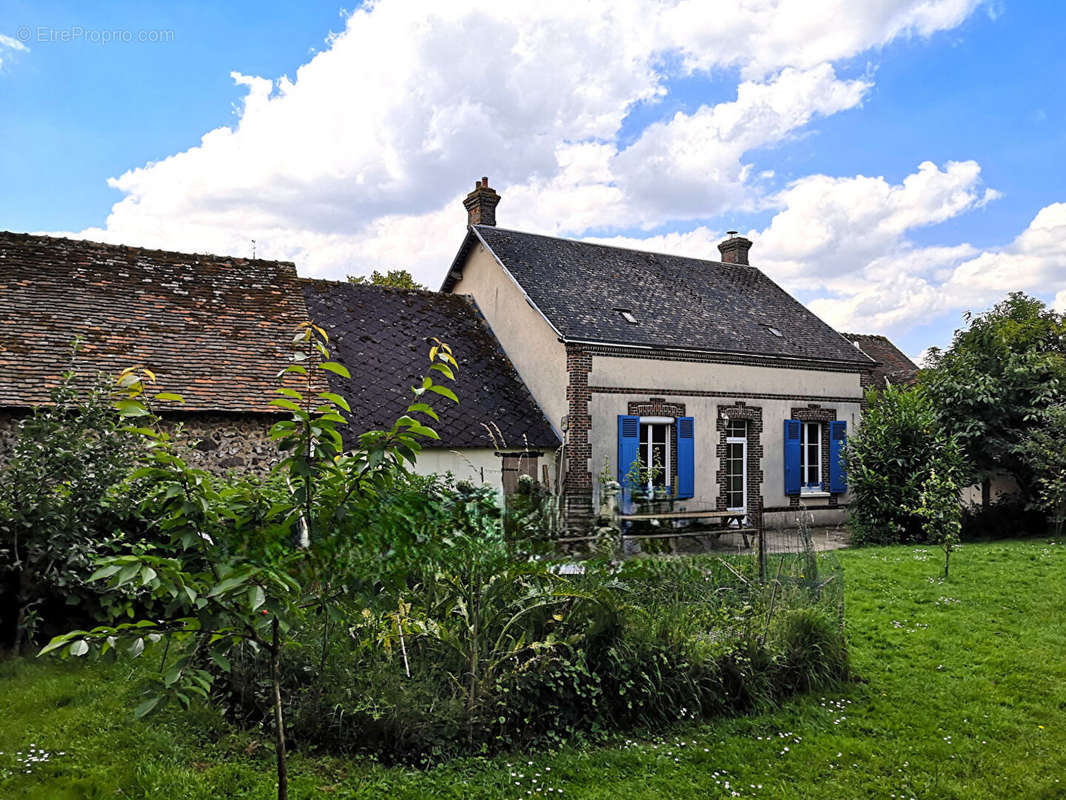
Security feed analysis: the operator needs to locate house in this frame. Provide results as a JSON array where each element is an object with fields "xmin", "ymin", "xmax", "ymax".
[
  {"xmin": 0, "ymin": 231, "xmax": 558, "ymax": 493},
  {"xmin": 442, "ymin": 178, "xmax": 878, "ymax": 529},
  {"xmin": 841, "ymin": 333, "xmax": 919, "ymax": 388},
  {"xmin": 3, "ymin": 177, "xmax": 911, "ymax": 531}
]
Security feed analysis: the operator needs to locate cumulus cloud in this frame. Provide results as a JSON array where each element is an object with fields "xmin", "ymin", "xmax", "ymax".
[
  {"xmin": 590, "ymin": 159, "xmax": 1066, "ymax": 343},
  {"xmin": 805, "ymin": 199, "xmax": 1066, "ymax": 335},
  {"xmin": 0, "ymin": 33, "xmax": 28, "ymax": 69},
  {"xmin": 61, "ymin": 0, "xmax": 982, "ymax": 284}
]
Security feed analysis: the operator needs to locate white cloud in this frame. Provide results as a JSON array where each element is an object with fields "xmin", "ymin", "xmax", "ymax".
[
  {"xmin": 60, "ymin": 0, "xmax": 983, "ymax": 284},
  {"xmin": 0, "ymin": 33, "xmax": 28, "ymax": 69},
  {"xmin": 802, "ymin": 198, "xmax": 1066, "ymax": 336}
]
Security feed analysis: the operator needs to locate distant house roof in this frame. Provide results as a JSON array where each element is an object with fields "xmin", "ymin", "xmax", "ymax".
[
  {"xmin": 0, "ymin": 231, "xmax": 310, "ymax": 413},
  {"xmin": 300, "ymin": 280, "xmax": 560, "ymax": 450},
  {"xmin": 841, "ymin": 333, "xmax": 919, "ymax": 387},
  {"xmin": 443, "ymin": 225, "xmax": 873, "ymax": 367}
]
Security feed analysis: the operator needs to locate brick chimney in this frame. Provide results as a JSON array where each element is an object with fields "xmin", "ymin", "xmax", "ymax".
[
  {"xmin": 463, "ymin": 176, "xmax": 500, "ymax": 227},
  {"xmin": 718, "ymin": 231, "xmax": 752, "ymax": 265}
]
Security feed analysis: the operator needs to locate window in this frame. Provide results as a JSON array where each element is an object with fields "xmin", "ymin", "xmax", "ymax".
[
  {"xmin": 615, "ymin": 308, "xmax": 638, "ymax": 324},
  {"xmin": 725, "ymin": 419, "xmax": 747, "ymax": 510},
  {"xmin": 638, "ymin": 419, "xmax": 671, "ymax": 490},
  {"xmin": 618, "ymin": 415, "xmax": 694, "ymax": 502},
  {"xmin": 801, "ymin": 421, "xmax": 822, "ymax": 490},
  {"xmin": 763, "ymin": 325, "xmax": 783, "ymax": 338}
]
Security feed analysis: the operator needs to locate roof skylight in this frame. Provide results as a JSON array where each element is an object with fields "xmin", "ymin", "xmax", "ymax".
[
  {"xmin": 616, "ymin": 308, "xmax": 638, "ymax": 324},
  {"xmin": 764, "ymin": 325, "xmax": 783, "ymax": 338}
]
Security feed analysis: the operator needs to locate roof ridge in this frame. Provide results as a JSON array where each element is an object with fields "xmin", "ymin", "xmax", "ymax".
[
  {"xmin": 476, "ymin": 224, "xmax": 757, "ymax": 270},
  {"xmin": 0, "ymin": 229, "xmax": 296, "ymax": 268}
]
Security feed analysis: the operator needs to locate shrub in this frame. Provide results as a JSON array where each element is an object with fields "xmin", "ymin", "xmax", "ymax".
[
  {"xmin": 845, "ymin": 385, "xmax": 964, "ymax": 545},
  {"xmin": 1017, "ymin": 404, "xmax": 1066, "ymax": 535},
  {"xmin": 0, "ymin": 361, "xmax": 140, "ymax": 652}
]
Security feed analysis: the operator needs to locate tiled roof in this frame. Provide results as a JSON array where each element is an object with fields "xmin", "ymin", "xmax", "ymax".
[
  {"xmin": 445, "ymin": 226, "xmax": 874, "ymax": 367},
  {"xmin": 0, "ymin": 231, "xmax": 311, "ymax": 413},
  {"xmin": 841, "ymin": 333, "xmax": 919, "ymax": 387},
  {"xmin": 300, "ymin": 280, "xmax": 560, "ymax": 450}
]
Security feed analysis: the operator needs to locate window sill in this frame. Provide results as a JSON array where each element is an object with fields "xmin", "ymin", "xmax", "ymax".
[{"xmin": 799, "ymin": 491, "xmax": 831, "ymax": 499}]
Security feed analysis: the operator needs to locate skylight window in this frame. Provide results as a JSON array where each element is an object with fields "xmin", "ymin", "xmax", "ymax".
[
  {"xmin": 764, "ymin": 325, "xmax": 783, "ymax": 338},
  {"xmin": 616, "ymin": 308, "xmax": 638, "ymax": 324}
]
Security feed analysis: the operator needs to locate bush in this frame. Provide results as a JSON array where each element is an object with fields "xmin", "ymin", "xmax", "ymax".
[
  {"xmin": 845, "ymin": 385, "xmax": 964, "ymax": 545},
  {"xmin": 216, "ymin": 509, "xmax": 849, "ymax": 764},
  {"xmin": 0, "ymin": 364, "xmax": 141, "ymax": 652},
  {"xmin": 1017, "ymin": 404, "xmax": 1066, "ymax": 535},
  {"xmin": 772, "ymin": 607, "xmax": 849, "ymax": 694}
]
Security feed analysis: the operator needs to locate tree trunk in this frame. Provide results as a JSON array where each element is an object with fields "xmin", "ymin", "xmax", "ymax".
[{"xmin": 271, "ymin": 618, "xmax": 288, "ymax": 800}]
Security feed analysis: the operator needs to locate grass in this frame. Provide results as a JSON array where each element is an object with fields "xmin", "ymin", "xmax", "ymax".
[{"xmin": 2, "ymin": 537, "xmax": 1066, "ymax": 799}]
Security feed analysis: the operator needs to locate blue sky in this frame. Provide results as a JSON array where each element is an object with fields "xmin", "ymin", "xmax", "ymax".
[{"xmin": 2, "ymin": 0, "xmax": 1064, "ymax": 360}]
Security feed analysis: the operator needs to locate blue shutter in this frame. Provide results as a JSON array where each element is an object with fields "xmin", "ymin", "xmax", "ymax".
[
  {"xmin": 617, "ymin": 415, "xmax": 640, "ymax": 506},
  {"xmin": 676, "ymin": 417, "xmax": 695, "ymax": 499},
  {"xmin": 829, "ymin": 420, "xmax": 847, "ymax": 493},
  {"xmin": 784, "ymin": 419, "xmax": 802, "ymax": 496}
]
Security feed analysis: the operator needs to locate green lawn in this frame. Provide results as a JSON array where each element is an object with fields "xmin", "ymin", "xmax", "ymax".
[{"xmin": 3, "ymin": 538, "xmax": 1066, "ymax": 799}]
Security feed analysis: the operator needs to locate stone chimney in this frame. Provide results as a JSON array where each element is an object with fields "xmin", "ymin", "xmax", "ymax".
[
  {"xmin": 463, "ymin": 176, "xmax": 500, "ymax": 227},
  {"xmin": 717, "ymin": 231, "xmax": 753, "ymax": 265}
]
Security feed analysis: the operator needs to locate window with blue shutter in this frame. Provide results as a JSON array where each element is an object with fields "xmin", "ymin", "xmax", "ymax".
[
  {"xmin": 784, "ymin": 419, "xmax": 802, "ymax": 495},
  {"xmin": 829, "ymin": 420, "xmax": 847, "ymax": 493},
  {"xmin": 676, "ymin": 416, "xmax": 695, "ymax": 499},
  {"xmin": 617, "ymin": 415, "xmax": 640, "ymax": 505}
]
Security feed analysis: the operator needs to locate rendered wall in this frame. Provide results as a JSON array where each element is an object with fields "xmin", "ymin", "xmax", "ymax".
[
  {"xmin": 586, "ymin": 356, "xmax": 863, "ymax": 512},
  {"xmin": 450, "ymin": 244, "xmax": 568, "ymax": 438},
  {"xmin": 414, "ymin": 447, "xmax": 559, "ymax": 496}
]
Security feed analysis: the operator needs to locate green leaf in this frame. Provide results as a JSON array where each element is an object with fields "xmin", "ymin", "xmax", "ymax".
[
  {"xmin": 208, "ymin": 573, "xmax": 250, "ymax": 598},
  {"xmin": 134, "ymin": 696, "xmax": 163, "ymax": 719},
  {"xmin": 128, "ymin": 637, "xmax": 145, "ymax": 658},
  {"xmin": 320, "ymin": 361, "xmax": 351, "ymax": 379},
  {"xmin": 153, "ymin": 392, "xmax": 185, "ymax": 403},
  {"xmin": 248, "ymin": 585, "xmax": 266, "ymax": 612},
  {"xmin": 407, "ymin": 402, "xmax": 439, "ymax": 421},
  {"xmin": 409, "ymin": 424, "xmax": 440, "ymax": 440},
  {"xmin": 269, "ymin": 398, "xmax": 302, "ymax": 412},
  {"xmin": 430, "ymin": 362, "xmax": 455, "ymax": 380},
  {"xmin": 114, "ymin": 399, "xmax": 150, "ymax": 418},
  {"xmin": 70, "ymin": 640, "xmax": 89, "ymax": 657},
  {"xmin": 89, "ymin": 564, "xmax": 122, "ymax": 582},
  {"xmin": 427, "ymin": 384, "xmax": 459, "ymax": 403},
  {"xmin": 317, "ymin": 392, "xmax": 351, "ymax": 412}
]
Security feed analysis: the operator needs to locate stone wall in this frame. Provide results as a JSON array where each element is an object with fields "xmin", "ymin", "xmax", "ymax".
[
  {"xmin": 0, "ymin": 409, "xmax": 23, "ymax": 466},
  {"xmin": 0, "ymin": 407, "xmax": 282, "ymax": 476},
  {"xmin": 167, "ymin": 412, "xmax": 282, "ymax": 474}
]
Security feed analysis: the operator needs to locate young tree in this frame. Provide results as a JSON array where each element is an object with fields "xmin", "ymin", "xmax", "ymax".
[
  {"xmin": 346, "ymin": 269, "xmax": 426, "ymax": 290},
  {"xmin": 921, "ymin": 293, "xmax": 1066, "ymax": 505},
  {"xmin": 41, "ymin": 324, "xmax": 459, "ymax": 800},
  {"xmin": 916, "ymin": 465, "xmax": 963, "ymax": 579}
]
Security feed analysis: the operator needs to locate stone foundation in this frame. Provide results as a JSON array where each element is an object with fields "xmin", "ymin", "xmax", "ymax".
[{"xmin": 0, "ymin": 407, "xmax": 282, "ymax": 476}]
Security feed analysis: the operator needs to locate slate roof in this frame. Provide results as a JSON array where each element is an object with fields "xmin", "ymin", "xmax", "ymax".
[
  {"xmin": 444, "ymin": 226, "xmax": 874, "ymax": 367},
  {"xmin": 841, "ymin": 333, "xmax": 919, "ymax": 387},
  {"xmin": 300, "ymin": 279, "xmax": 559, "ymax": 450},
  {"xmin": 0, "ymin": 231, "xmax": 311, "ymax": 413}
]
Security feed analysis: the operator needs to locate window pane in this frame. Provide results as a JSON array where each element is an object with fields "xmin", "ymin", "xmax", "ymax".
[{"xmin": 639, "ymin": 424, "xmax": 648, "ymax": 445}]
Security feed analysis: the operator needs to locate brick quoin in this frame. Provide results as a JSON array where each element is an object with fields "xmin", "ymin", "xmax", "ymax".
[{"xmin": 564, "ymin": 344, "xmax": 594, "ymax": 530}]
